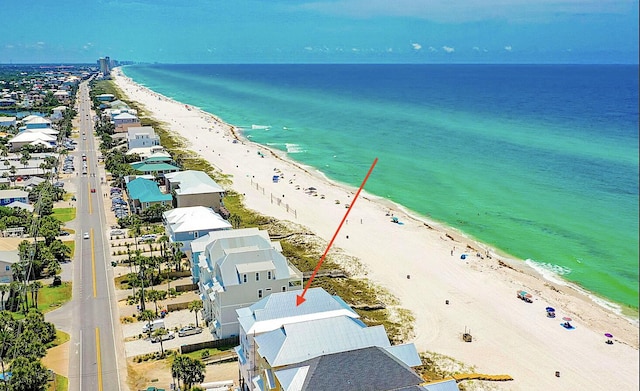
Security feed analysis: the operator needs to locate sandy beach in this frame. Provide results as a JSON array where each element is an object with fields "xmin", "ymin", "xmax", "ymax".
[{"xmin": 112, "ymin": 69, "xmax": 638, "ymax": 391}]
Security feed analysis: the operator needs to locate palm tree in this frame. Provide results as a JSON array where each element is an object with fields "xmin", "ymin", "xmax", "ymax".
[
  {"xmin": 151, "ymin": 328, "xmax": 169, "ymax": 356},
  {"xmin": 0, "ymin": 284, "xmax": 8, "ymax": 311},
  {"xmin": 30, "ymin": 281, "xmax": 43, "ymax": 310},
  {"xmin": 138, "ymin": 310, "xmax": 156, "ymax": 338},
  {"xmin": 188, "ymin": 300, "xmax": 203, "ymax": 328},
  {"xmin": 146, "ymin": 289, "xmax": 162, "ymax": 317}
]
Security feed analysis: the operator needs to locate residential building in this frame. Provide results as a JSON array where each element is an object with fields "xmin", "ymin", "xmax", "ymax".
[
  {"xmin": 127, "ymin": 126, "xmax": 160, "ymax": 150},
  {"xmin": 0, "ymin": 251, "xmax": 20, "ymax": 283},
  {"xmin": 0, "ymin": 189, "xmax": 29, "ymax": 206},
  {"xmin": 126, "ymin": 146, "xmax": 170, "ymax": 160},
  {"xmin": 196, "ymin": 229, "xmax": 303, "ymax": 340},
  {"xmin": 265, "ymin": 346, "xmax": 432, "ymax": 391},
  {"xmin": 0, "ymin": 117, "xmax": 16, "ymax": 128},
  {"xmin": 131, "ymin": 156, "xmax": 180, "ymax": 178},
  {"xmin": 126, "ymin": 177, "xmax": 173, "ymax": 214},
  {"xmin": 7, "ymin": 130, "xmax": 57, "ymax": 151},
  {"xmin": 22, "ymin": 115, "xmax": 52, "ymax": 130},
  {"xmin": 164, "ymin": 170, "xmax": 225, "ymax": 211},
  {"xmin": 250, "ymin": 316, "xmax": 421, "ymax": 391},
  {"xmin": 235, "ymin": 287, "xmax": 359, "ymax": 390},
  {"xmin": 162, "ymin": 206, "xmax": 232, "ymax": 254},
  {"xmin": 112, "ymin": 112, "xmax": 140, "ymax": 133}
]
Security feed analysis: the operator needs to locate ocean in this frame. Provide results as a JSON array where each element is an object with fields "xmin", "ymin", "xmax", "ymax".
[{"xmin": 122, "ymin": 64, "xmax": 639, "ymax": 313}]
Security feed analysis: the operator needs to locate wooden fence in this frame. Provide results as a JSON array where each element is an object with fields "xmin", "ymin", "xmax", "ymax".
[{"xmin": 180, "ymin": 336, "xmax": 239, "ymax": 354}]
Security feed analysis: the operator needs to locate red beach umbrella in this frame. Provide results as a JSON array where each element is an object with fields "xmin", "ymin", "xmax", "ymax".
[{"xmin": 562, "ymin": 317, "xmax": 572, "ymax": 322}]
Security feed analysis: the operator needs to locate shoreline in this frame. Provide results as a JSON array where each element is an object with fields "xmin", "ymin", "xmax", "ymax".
[{"xmin": 112, "ymin": 67, "xmax": 638, "ymax": 391}]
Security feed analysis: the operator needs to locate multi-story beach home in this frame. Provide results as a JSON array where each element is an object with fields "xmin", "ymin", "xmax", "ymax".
[
  {"xmin": 164, "ymin": 170, "xmax": 225, "ymax": 211},
  {"xmin": 130, "ymin": 155, "xmax": 180, "ymax": 179},
  {"xmin": 247, "ymin": 315, "xmax": 421, "ymax": 391},
  {"xmin": 127, "ymin": 126, "xmax": 160, "ymax": 150},
  {"xmin": 235, "ymin": 287, "xmax": 361, "ymax": 390},
  {"xmin": 0, "ymin": 189, "xmax": 29, "ymax": 207},
  {"xmin": 162, "ymin": 206, "xmax": 232, "ymax": 254},
  {"xmin": 194, "ymin": 229, "xmax": 303, "ymax": 340},
  {"xmin": 112, "ymin": 112, "xmax": 140, "ymax": 133},
  {"xmin": 254, "ymin": 346, "xmax": 436, "ymax": 391}
]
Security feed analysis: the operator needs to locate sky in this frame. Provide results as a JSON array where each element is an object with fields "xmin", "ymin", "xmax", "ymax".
[{"xmin": 1, "ymin": 0, "xmax": 638, "ymax": 64}]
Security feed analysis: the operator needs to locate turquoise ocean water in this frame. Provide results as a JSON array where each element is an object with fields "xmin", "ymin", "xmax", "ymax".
[{"xmin": 122, "ymin": 64, "xmax": 639, "ymax": 312}]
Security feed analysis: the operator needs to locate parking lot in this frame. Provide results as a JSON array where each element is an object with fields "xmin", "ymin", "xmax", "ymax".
[{"xmin": 122, "ymin": 308, "xmax": 212, "ymax": 357}]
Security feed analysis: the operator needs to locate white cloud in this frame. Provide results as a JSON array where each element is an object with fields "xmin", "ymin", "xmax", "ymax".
[
  {"xmin": 504, "ymin": 45, "xmax": 513, "ymax": 51},
  {"xmin": 411, "ymin": 42, "xmax": 422, "ymax": 50},
  {"xmin": 442, "ymin": 46, "xmax": 455, "ymax": 53}
]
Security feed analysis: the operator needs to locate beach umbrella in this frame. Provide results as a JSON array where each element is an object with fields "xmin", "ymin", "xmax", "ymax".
[
  {"xmin": 546, "ymin": 307, "xmax": 556, "ymax": 312},
  {"xmin": 604, "ymin": 333, "xmax": 613, "ymax": 338},
  {"xmin": 525, "ymin": 293, "xmax": 532, "ymax": 298},
  {"xmin": 308, "ymin": 187, "xmax": 317, "ymax": 191},
  {"xmin": 562, "ymin": 317, "xmax": 572, "ymax": 322}
]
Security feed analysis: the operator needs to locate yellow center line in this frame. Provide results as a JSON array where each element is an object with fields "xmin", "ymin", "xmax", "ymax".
[
  {"xmin": 95, "ymin": 328, "xmax": 103, "ymax": 391},
  {"xmin": 91, "ymin": 228, "xmax": 97, "ymax": 298}
]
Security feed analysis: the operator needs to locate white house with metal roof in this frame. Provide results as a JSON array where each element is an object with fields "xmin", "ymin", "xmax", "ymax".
[
  {"xmin": 195, "ymin": 229, "xmax": 303, "ymax": 340},
  {"xmin": 162, "ymin": 206, "xmax": 232, "ymax": 254},
  {"xmin": 164, "ymin": 170, "xmax": 226, "ymax": 212},
  {"xmin": 250, "ymin": 315, "xmax": 421, "ymax": 391},
  {"xmin": 127, "ymin": 126, "xmax": 160, "ymax": 150},
  {"xmin": 235, "ymin": 287, "xmax": 359, "ymax": 390}
]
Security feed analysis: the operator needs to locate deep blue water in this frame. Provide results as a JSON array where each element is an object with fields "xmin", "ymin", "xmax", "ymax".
[{"xmin": 123, "ymin": 64, "xmax": 639, "ymax": 311}]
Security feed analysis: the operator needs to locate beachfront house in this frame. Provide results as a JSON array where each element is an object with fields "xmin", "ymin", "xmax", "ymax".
[
  {"xmin": 164, "ymin": 170, "xmax": 225, "ymax": 212},
  {"xmin": 248, "ymin": 315, "xmax": 421, "ymax": 391},
  {"xmin": 112, "ymin": 112, "xmax": 140, "ymax": 133},
  {"xmin": 22, "ymin": 115, "xmax": 53, "ymax": 130},
  {"xmin": 126, "ymin": 177, "xmax": 173, "ymax": 214},
  {"xmin": 235, "ymin": 287, "xmax": 360, "ymax": 390},
  {"xmin": 196, "ymin": 230, "xmax": 303, "ymax": 340},
  {"xmin": 189, "ymin": 227, "xmax": 281, "ymax": 283},
  {"xmin": 162, "ymin": 206, "xmax": 232, "ymax": 254},
  {"xmin": 130, "ymin": 156, "xmax": 180, "ymax": 179},
  {"xmin": 0, "ymin": 190, "xmax": 29, "ymax": 206},
  {"xmin": 257, "ymin": 346, "xmax": 430, "ymax": 391},
  {"xmin": 127, "ymin": 126, "xmax": 160, "ymax": 150}
]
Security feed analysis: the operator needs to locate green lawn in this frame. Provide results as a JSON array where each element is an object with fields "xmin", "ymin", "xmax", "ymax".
[
  {"xmin": 63, "ymin": 240, "xmax": 75, "ymax": 258},
  {"xmin": 48, "ymin": 374, "xmax": 68, "ymax": 391},
  {"xmin": 52, "ymin": 207, "xmax": 76, "ymax": 223},
  {"xmin": 37, "ymin": 282, "xmax": 72, "ymax": 313}
]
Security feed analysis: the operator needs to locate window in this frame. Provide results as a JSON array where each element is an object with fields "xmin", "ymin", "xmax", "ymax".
[
  {"xmin": 255, "ymin": 272, "xmax": 260, "ymax": 281},
  {"xmin": 258, "ymin": 289, "xmax": 263, "ymax": 299},
  {"xmin": 5, "ymin": 266, "xmax": 9, "ymax": 271},
  {"xmin": 267, "ymin": 271, "xmax": 272, "ymax": 280},
  {"xmin": 194, "ymin": 231, "xmax": 199, "ymax": 238},
  {"xmin": 282, "ymin": 286, "xmax": 286, "ymax": 292},
  {"xmin": 243, "ymin": 274, "xmax": 247, "ymax": 283}
]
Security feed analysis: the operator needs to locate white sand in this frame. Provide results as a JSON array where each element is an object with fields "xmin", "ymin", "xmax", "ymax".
[{"xmin": 112, "ymin": 69, "xmax": 638, "ymax": 391}]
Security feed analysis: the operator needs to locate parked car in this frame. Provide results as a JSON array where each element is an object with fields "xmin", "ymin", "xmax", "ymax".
[
  {"xmin": 59, "ymin": 230, "xmax": 70, "ymax": 236},
  {"xmin": 139, "ymin": 234, "xmax": 157, "ymax": 242},
  {"xmin": 178, "ymin": 326, "xmax": 203, "ymax": 337},
  {"xmin": 110, "ymin": 229, "xmax": 125, "ymax": 236},
  {"xmin": 151, "ymin": 331, "xmax": 175, "ymax": 343}
]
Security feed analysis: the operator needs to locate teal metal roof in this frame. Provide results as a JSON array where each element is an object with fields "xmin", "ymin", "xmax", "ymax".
[
  {"xmin": 126, "ymin": 178, "xmax": 173, "ymax": 203},
  {"xmin": 131, "ymin": 162, "xmax": 180, "ymax": 173}
]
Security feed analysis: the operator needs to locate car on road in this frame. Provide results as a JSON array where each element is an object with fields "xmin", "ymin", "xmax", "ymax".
[
  {"xmin": 151, "ymin": 331, "xmax": 175, "ymax": 343},
  {"xmin": 178, "ymin": 326, "xmax": 203, "ymax": 337},
  {"xmin": 91, "ymin": 188, "xmax": 96, "ymax": 193},
  {"xmin": 83, "ymin": 232, "xmax": 89, "ymax": 239}
]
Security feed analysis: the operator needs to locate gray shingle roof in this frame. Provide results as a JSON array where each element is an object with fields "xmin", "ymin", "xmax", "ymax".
[{"xmin": 276, "ymin": 346, "xmax": 426, "ymax": 391}]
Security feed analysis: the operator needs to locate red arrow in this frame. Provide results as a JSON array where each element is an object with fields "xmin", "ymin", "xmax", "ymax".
[{"xmin": 296, "ymin": 158, "xmax": 378, "ymax": 306}]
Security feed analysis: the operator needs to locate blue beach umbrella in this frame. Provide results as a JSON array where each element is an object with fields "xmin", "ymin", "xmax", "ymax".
[{"xmin": 546, "ymin": 307, "xmax": 555, "ymax": 312}]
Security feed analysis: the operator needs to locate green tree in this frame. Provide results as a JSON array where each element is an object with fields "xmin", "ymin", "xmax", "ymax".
[
  {"xmin": 171, "ymin": 355, "xmax": 205, "ymax": 391},
  {"xmin": 138, "ymin": 309, "xmax": 156, "ymax": 338},
  {"xmin": 228, "ymin": 213, "xmax": 242, "ymax": 229},
  {"xmin": 152, "ymin": 328, "xmax": 169, "ymax": 356},
  {"xmin": 7, "ymin": 356, "xmax": 49, "ymax": 391},
  {"xmin": 188, "ymin": 300, "xmax": 203, "ymax": 328}
]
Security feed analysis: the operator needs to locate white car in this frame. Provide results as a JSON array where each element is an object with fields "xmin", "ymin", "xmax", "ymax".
[
  {"xmin": 178, "ymin": 326, "xmax": 203, "ymax": 337},
  {"xmin": 83, "ymin": 232, "xmax": 89, "ymax": 239},
  {"xmin": 151, "ymin": 331, "xmax": 175, "ymax": 343}
]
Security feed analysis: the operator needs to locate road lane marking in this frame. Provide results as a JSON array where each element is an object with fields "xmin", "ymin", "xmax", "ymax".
[
  {"xmin": 91, "ymin": 228, "xmax": 97, "ymax": 298},
  {"xmin": 88, "ymin": 180, "xmax": 93, "ymax": 215},
  {"xmin": 96, "ymin": 328, "xmax": 103, "ymax": 391}
]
